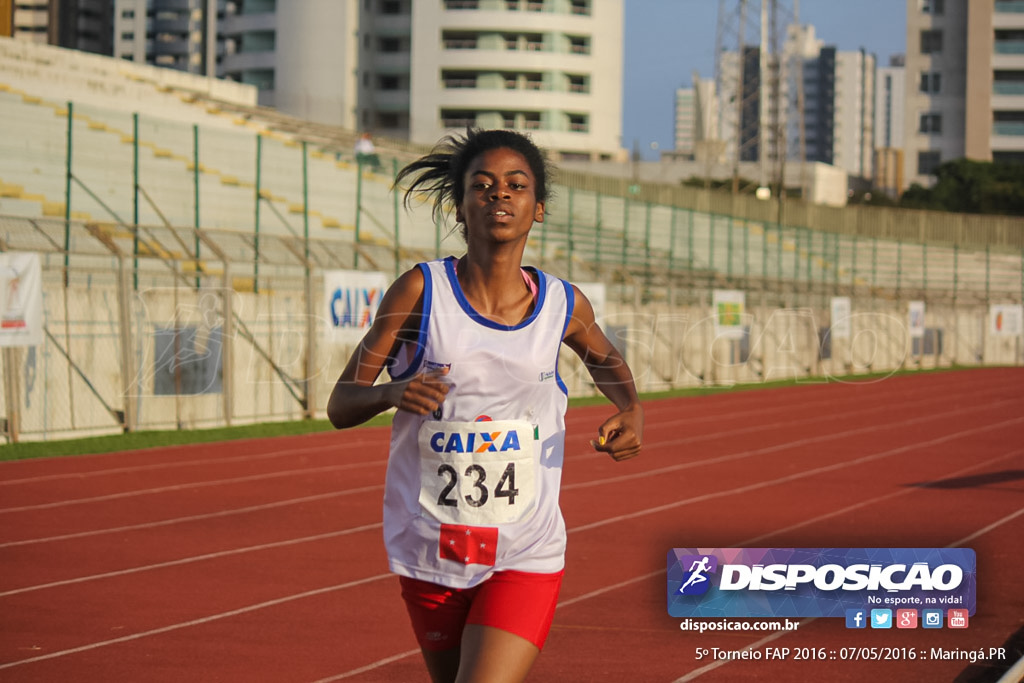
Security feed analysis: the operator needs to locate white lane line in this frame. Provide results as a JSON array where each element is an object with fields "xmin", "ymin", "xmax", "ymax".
[
  {"xmin": 0, "ymin": 462, "xmax": 386, "ymax": 514},
  {"xmin": 0, "ymin": 573, "xmax": 394, "ymax": 672},
  {"xmin": 0, "ymin": 391, "xmax": 858, "ymax": 488},
  {"xmin": 563, "ymin": 395, "xmax": 1018, "ymax": 492},
  {"xmin": 3, "ymin": 374, "xmax": 1010, "ymax": 524},
  {"xmin": 10, "ymin": 444, "xmax": 1021, "ymax": 607},
  {"xmin": 0, "ymin": 485, "xmax": 383, "ymax": 549},
  {"xmin": 5, "ymin": 389, "xmax": 1010, "ymax": 548},
  {"xmin": 299, "ymin": 571, "xmax": 679, "ymax": 682},
  {"xmin": 556, "ymin": 448, "xmax": 1024, "ymax": 612},
  {"xmin": 740, "ymin": 449, "xmax": 1024, "ymax": 546},
  {"xmin": 1, "ymin": 419, "xmax": 1016, "ymax": 673},
  {"xmin": 565, "ymin": 370, "xmax": 1019, "ymax": 466},
  {"xmin": 950, "ymin": 506, "xmax": 1024, "ymax": 549},
  {"xmin": 568, "ymin": 416, "xmax": 1024, "ymax": 534},
  {"xmin": 620, "ymin": 369, "xmax": 1013, "ymax": 432},
  {"xmin": 6, "ymin": 379, "xmax": 1006, "ymax": 545},
  {"xmin": 2, "ymin": 390, "xmax": 1019, "ymax": 675},
  {"xmin": 14, "ymin": 439, "xmax": 1019, "ymax": 604},
  {"xmin": 299, "ymin": 425, "xmax": 1024, "ymax": 682},
  {"xmin": 0, "ymin": 386, "xmax": 949, "ymax": 513},
  {"xmin": 3, "ymin": 367, "xmax": 996, "ymax": 487},
  {"xmin": 308, "ymin": 648, "xmax": 423, "ymax": 683},
  {"xmin": 558, "ymin": 570, "xmax": 663, "ymax": 609},
  {"xmin": 0, "ymin": 440, "xmax": 385, "ymax": 487},
  {"xmin": 996, "ymin": 652, "xmax": 1024, "ymax": 683},
  {"xmin": 0, "ymin": 523, "xmax": 383, "ymax": 598}
]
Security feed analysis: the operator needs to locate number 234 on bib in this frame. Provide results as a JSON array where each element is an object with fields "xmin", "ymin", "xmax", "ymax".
[{"xmin": 417, "ymin": 420, "xmax": 538, "ymax": 526}]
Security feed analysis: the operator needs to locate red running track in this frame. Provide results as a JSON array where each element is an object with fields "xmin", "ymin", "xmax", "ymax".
[{"xmin": 1, "ymin": 368, "xmax": 1022, "ymax": 682}]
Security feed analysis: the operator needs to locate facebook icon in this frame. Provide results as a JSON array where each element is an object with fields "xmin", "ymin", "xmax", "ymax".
[{"xmin": 846, "ymin": 609, "xmax": 867, "ymax": 629}]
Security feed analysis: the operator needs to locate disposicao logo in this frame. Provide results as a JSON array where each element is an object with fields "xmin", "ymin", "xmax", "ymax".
[
  {"xmin": 676, "ymin": 555, "xmax": 718, "ymax": 595},
  {"xmin": 667, "ymin": 548, "xmax": 976, "ymax": 619}
]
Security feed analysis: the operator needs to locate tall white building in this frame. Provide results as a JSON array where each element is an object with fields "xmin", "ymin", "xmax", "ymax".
[
  {"xmin": 831, "ymin": 48, "xmax": 876, "ymax": 178},
  {"xmin": 114, "ymin": 0, "xmax": 360, "ymax": 127},
  {"xmin": 11, "ymin": 0, "xmax": 113, "ymax": 53},
  {"xmin": 9, "ymin": 0, "xmax": 50, "ymax": 44},
  {"xmin": 876, "ymin": 55, "xmax": 906, "ymax": 150},
  {"xmin": 114, "ymin": 0, "xmax": 215, "ymax": 75},
  {"xmin": 674, "ymin": 77, "xmax": 717, "ymax": 159},
  {"xmin": 904, "ymin": 0, "xmax": 1024, "ymax": 188},
  {"xmin": 402, "ymin": 0, "xmax": 623, "ymax": 159},
  {"xmin": 718, "ymin": 23, "xmax": 875, "ymax": 180},
  {"xmin": 874, "ymin": 55, "xmax": 906, "ymax": 196},
  {"xmin": 113, "ymin": 0, "xmax": 623, "ymax": 160}
]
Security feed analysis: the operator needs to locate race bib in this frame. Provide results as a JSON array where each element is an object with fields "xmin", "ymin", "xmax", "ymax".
[{"xmin": 417, "ymin": 419, "xmax": 538, "ymax": 526}]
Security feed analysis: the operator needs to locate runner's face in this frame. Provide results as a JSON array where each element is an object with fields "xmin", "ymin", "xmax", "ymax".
[{"xmin": 456, "ymin": 147, "xmax": 545, "ymax": 244}]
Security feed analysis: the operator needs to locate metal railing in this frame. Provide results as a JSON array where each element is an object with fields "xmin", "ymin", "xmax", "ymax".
[{"xmin": 1, "ymin": 90, "xmax": 1023, "ymax": 444}]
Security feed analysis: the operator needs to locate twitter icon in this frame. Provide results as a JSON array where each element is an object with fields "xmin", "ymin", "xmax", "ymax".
[{"xmin": 870, "ymin": 609, "xmax": 893, "ymax": 629}]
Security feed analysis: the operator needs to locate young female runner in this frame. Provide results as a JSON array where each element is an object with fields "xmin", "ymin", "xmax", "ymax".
[{"xmin": 327, "ymin": 129, "xmax": 643, "ymax": 683}]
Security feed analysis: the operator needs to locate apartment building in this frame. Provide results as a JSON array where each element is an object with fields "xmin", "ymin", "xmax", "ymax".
[
  {"xmin": 831, "ymin": 48, "xmax": 875, "ymax": 178},
  {"xmin": 114, "ymin": 0, "xmax": 214, "ymax": 75},
  {"xmin": 874, "ymin": 55, "xmax": 905, "ymax": 197},
  {"xmin": 904, "ymin": 0, "xmax": 1024, "ymax": 187},
  {"xmin": 717, "ymin": 23, "xmax": 875, "ymax": 180},
  {"xmin": 876, "ymin": 54, "xmax": 906, "ymax": 150},
  {"xmin": 111, "ymin": 0, "xmax": 623, "ymax": 159},
  {"xmin": 9, "ymin": 0, "xmax": 112, "ymax": 53},
  {"xmin": 673, "ymin": 78, "xmax": 720, "ymax": 160},
  {"xmin": 401, "ymin": 0, "xmax": 623, "ymax": 159}
]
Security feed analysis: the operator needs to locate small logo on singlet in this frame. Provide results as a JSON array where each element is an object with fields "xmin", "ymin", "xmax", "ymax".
[
  {"xmin": 539, "ymin": 370, "xmax": 555, "ymax": 382},
  {"xmin": 425, "ymin": 361, "xmax": 449, "ymax": 420}
]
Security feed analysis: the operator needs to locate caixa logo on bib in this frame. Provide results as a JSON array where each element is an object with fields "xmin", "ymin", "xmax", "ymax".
[
  {"xmin": 667, "ymin": 548, "xmax": 976, "ymax": 619},
  {"xmin": 430, "ymin": 429, "xmax": 522, "ymax": 454}
]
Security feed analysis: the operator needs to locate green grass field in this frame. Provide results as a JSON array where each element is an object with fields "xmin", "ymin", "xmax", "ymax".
[{"xmin": 0, "ymin": 368, "xmax": 968, "ymax": 462}]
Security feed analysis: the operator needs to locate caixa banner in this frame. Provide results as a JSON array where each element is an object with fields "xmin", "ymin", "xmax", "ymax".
[{"xmin": 667, "ymin": 548, "xmax": 975, "ymax": 618}]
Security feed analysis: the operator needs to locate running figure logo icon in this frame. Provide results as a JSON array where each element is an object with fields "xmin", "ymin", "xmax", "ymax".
[{"xmin": 677, "ymin": 555, "xmax": 718, "ymax": 595}]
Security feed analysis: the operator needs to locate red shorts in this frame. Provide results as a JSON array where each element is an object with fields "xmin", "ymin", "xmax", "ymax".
[{"xmin": 399, "ymin": 570, "xmax": 564, "ymax": 652}]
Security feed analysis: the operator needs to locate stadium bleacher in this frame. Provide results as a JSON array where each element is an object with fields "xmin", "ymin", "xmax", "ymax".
[{"xmin": 0, "ymin": 36, "xmax": 1021, "ymax": 442}]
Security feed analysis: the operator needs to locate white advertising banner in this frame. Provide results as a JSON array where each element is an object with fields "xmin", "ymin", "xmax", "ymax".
[
  {"xmin": 323, "ymin": 270, "xmax": 389, "ymax": 344},
  {"xmin": 990, "ymin": 304, "xmax": 1023, "ymax": 337},
  {"xmin": 713, "ymin": 289, "xmax": 746, "ymax": 340},
  {"xmin": 830, "ymin": 296, "xmax": 852, "ymax": 339},
  {"xmin": 0, "ymin": 252, "xmax": 44, "ymax": 347},
  {"xmin": 908, "ymin": 301, "xmax": 926, "ymax": 339}
]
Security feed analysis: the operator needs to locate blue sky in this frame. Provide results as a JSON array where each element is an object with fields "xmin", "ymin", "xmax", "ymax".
[{"xmin": 623, "ymin": 0, "xmax": 907, "ymax": 159}]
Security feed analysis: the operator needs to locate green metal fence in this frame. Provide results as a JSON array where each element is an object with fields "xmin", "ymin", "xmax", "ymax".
[
  {"xmin": 1, "ymin": 91, "xmax": 1023, "ymax": 443},
  {"xmin": 3, "ymin": 89, "xmax": 1018, "ymax": 307}
]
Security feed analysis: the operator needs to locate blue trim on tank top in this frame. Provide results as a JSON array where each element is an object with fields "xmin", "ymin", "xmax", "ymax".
[
  {"xmin": 556, "ymin": 279, "xmax": 574, "ymax": 396},
  {"xmin": 442, "ymin": 256, "xmax": 547, "ymax": 331},
  {"xmin": 388, "ymin": 262, "xmax": 432, "ymax": 381}
]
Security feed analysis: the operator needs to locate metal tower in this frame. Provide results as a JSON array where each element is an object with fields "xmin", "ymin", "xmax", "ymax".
[{"xmin": 714, "ymin": 0, "xmax": 803, "ymax": 196}]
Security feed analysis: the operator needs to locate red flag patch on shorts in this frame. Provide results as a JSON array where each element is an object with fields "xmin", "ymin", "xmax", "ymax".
[{"xmin": 438, "ymin": 524, "xmax": 498, "ymax": 566}]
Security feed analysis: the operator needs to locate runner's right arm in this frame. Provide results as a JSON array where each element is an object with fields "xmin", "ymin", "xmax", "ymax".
[{"xmin": 326, "ymin": 268, "xmax": 449, "ymax": 429}]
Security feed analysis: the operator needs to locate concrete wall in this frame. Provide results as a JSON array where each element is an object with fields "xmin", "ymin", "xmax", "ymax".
[{"xmin": 2, "ymin": 260, "xmax": 1018, "ymax": 443}]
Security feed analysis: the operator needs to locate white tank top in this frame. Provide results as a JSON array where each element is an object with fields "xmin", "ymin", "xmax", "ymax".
[{"xmin": 383, "ymin": 257, "xmax": 574, "ymax": 588}]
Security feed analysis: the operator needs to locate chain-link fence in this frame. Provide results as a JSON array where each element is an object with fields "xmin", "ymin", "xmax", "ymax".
[
  {"xmin": 1, "ymin": 208, "xmax": 1021, "ymax": 443},
  {"xmin": 1, "ymin": 88, "xmax": 1022, "ymax": 442}
]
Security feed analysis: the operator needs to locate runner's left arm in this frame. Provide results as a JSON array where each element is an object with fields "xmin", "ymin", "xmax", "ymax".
[{"xmin": 562, "ymin": 286, "xmax": 643, "ymax": 461}]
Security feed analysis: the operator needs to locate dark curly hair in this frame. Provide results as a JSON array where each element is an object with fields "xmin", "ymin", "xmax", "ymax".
[{"xmin": 394, "ymin": 128, "xmax": 554, "ymax": 238}]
